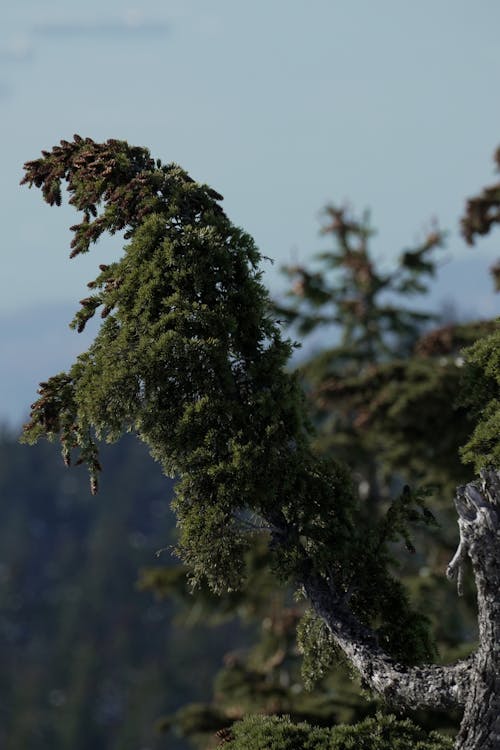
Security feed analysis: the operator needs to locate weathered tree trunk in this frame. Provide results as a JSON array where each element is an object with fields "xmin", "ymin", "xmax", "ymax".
[
  {"xmin": 299, "ymin": 469, "xmax": 500, "ymax": 750},
  {"xmin": 448, "ymin": 471, "xmax": 500, "ymax": 749},
  {"xmin": 455, "ymin": 657, "xmax": 500, "ymax": 749}
]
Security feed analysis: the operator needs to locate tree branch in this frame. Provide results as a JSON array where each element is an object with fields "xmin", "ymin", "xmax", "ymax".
[{"xmin": 301, "ymin": 569, "xmax": 472, "ymax": 711}]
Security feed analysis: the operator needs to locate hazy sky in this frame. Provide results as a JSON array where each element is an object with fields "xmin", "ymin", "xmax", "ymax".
[{"xmin": 1, "ymin": 1, "xmax": 500, "ymax": 422}]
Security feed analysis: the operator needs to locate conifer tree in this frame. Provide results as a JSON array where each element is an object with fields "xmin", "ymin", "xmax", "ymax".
[
  {"xmin": 141, "ymin": 205, "xmax": 478, "ymax": 746},
  {"xmin": 21, "ymin": 137, "xmax": 500, "ymax": 749},
  {"xmin": 274, "ymin": 206, "xmax": 467, "ymax": 499},
  {"xmin": 144, "ymin": 201, "xmax": 496, "ymax": 746}
]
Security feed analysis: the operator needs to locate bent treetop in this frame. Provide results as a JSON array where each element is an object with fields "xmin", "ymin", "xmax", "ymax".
[{"xmin": 21, "ymin": 137, "xmax": 500, "ymax": 749}]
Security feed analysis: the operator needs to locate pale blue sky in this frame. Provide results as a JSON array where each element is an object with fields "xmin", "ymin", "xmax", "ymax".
[{"xmin": 1, "ymin": 1, "xmax": 500, "ymax": 422}]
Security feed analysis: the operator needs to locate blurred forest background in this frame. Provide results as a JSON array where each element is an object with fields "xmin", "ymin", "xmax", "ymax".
[
  {"xmin": 2, "ymin": 3, "xmax": 500, "ymax": 749},
  {"xmin": 0, "ymin": 433, "xmax": 249, "ymax": 749}
]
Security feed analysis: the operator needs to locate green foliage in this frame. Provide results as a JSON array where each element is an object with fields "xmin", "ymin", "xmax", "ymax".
[
  {"xmin": 138, "ymin": 535, "xmax": 279, "ymax": 623},
  {"xmin": 275, "ymin": 207, "xmax": 494, "ymax": 500},
  {"xmin": 221, "ymin": 713, "xmax": 453, "ymax": 750},
  {"xmin": 21, "ymin": 138, "xmax": 435, "ymax": 673},
  {"xmin": 313, "ymin": 354, "xmax": 473, "ymax": 495},
  {"xmin": 275, "ymin": 206, "xmax": 443, "ymax": 359},
  {"xmin": 21, "ymin": 137, "xmax": 313, "ymax": 593},
  {"xmin": 458, "ymin": 144, "xmax": 500, "ymax": 469},
  {"xmin": 296, "ymin": 483, "xmax": 437, "ymax": 690},
  {"xmin": 297, "ymin": 609, "xmax": 339, "ymax": 690},
  {"xmin": 460, "ymin": 323, "xmax": 500, "ymax": 470},
  {"xmin": 457, "ymin": 144, "xmax": 500, "ymax": 470},
  {"xmin": 461, "ymin": 145, "xmax": 500, "ymax": 246}
]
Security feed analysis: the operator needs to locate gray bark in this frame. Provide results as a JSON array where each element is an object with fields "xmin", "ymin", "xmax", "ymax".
[
  {"xmin": 303, "ymin": 573, "xmax": 472, "ymax": 710},
  {"xmin": 448, "ymin": 470, "xmax": 500, "ymax": 750},
  {"xmin": 299, "ymin": 469, "xmax": 500, "ymax": 750}
]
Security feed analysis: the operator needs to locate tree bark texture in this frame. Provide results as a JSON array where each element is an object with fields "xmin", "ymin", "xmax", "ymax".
[
  {"xmin": 301, "ymin": 469, "xmax": 500, "ymax": 750},
  {"xmin": 449, "ymin": 471, "xmax": 500, "ymax": 749}
]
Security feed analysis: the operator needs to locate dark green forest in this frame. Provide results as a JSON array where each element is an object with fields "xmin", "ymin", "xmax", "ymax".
[{"xmin": 0, "ymin": 433, "xmax": 247, "ymax": 749}]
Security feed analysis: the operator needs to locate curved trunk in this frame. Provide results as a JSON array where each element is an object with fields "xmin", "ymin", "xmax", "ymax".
[
  {"xmin": 455, "ymin": 652, "xmax": 500, "ymax": 749},
  {"xmin": 448, "ymin": 470, "xmax": 500, "ymax": 749},
  {"xmin": 297, "ymin": 470, "xmax": 500, "ymax": 750},
  {"xmin": 303, "ymin": 571, "xmax": 471, "ymax": 711}
]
